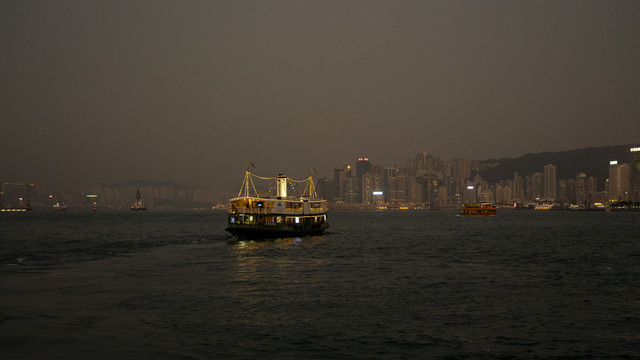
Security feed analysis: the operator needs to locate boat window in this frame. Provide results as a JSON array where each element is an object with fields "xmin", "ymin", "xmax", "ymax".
[{"xmin": 287, "ymin": 202, "xmax": 302, "ymax": 210}]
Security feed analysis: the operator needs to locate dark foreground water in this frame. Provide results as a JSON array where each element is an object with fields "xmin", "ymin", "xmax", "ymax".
[{"xmin": 1, "ymin": 209, "xmax": 639, "ymax": 359}]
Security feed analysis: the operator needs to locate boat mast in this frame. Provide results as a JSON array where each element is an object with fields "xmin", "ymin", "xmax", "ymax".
[{"xmin": 238, "ymin": 170, "xmax": 260, "ymax": 198}]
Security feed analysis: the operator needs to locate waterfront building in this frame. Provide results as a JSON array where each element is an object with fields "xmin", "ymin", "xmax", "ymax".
[
  {"xmin": 356, "ymin": 157, "xmax": 372, "ymax": 179},
  {"xmin": 343, "ymin": 177, "xmax": 360, "ymax": 204},
  {"xmin": 463, "ymin": 182, "xmax": 477, "ymax": 204},
  {"xmin": 531, "ymin": 172, "xmax": 544, "ymax": 201},
  {"xmin": 361, "ymin": 172, "xmax": 374, "ymax": 204},
  {"xmin": 356, "ymin": 157, "xmax": 372, "ymax": 202},
  {"xmin": 316, "ymin": 177, "xmax": 332, "ymax": 202},
  {"xmin": 416, "ymin": 152, "xmax": 428, "ymax": 173},
  {"xmin": 0, "ymin": 182, "xmax": 36, "ymax": 208},
  {"xmin": 513, "ymin": 173, "xmax": 525, "ymax": 203},
  {"xmin": 446, "ymin": 159, "xmax": 472, "ymax": 182},
  {"xmin": 332, "ymin": 168, "xmax": 347, "ymax": 202},
  {"xmin": 608, "ymin": 161, "xmax": 631, "ymax": 201},
  {"xmin": 544, "ymin": 164, "xmax": 557, "ymax": 201},
  {"xmin": 630, "ymin": 147, "xmax": 640, "ymax": 201}
]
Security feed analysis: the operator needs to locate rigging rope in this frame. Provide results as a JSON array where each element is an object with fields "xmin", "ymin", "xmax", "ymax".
[{"xmin": 246, "ymin": 171, "xmax": 312, "ymax": 183}]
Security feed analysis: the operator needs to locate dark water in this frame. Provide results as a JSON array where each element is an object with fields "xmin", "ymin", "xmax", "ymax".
[{"xmin": 1, "ymin": 209, "xmax": 639, "ymax": 359}]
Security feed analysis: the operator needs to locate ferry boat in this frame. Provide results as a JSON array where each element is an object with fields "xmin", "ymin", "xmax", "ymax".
[
  {"xmin": 53, "ymin": 202, "xmax": 67, "ymax": 211},
  {"xmin": 226, "ymin": 171, "xmax": 329, "ymax": 238},
  {"xmin": 460, "ymin": 202, "xmax": 497, "ymax": 217},
  {"xmin": 131, "ymin": 188, "xmax": 147, "ymax": 211}
]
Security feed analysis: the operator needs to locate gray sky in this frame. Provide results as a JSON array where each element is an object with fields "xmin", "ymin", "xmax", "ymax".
[{"xmin": 2, "ymin": 1, "xmax": 639, "ymax": 191}]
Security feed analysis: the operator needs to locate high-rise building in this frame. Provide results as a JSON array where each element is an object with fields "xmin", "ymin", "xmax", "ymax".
[
  {"xmin": 531, "ymin": 172, "xmax": 544, "ymax": 201},
  {"xmin": 630, "ymin": 147, "xmax": 640, "ymax": 202},
  {"xmin": 608, "ymin": 161, "xmax": 631, "ymax": 201},
  {"xmin": 543, "ymin": 164, "xmax": 557, "ymax": 201},
  {"xmin": 513, "ymin": 173, "xmax": 524, "ymax": 203},
  {"xmin": 356, "ymin": 157, "xmax": 371, "ymax": 178},
  {"xmin": 361, "ymin": 173, "xmax": 373, "ymax": 204},
  {"xmin": 356, "ymin": 157, "xmax": 372, "ymax": 203},
  {"xmin": 332, "ymin": 168, "xmax": 346, "ymax": 202},
  {"xmin": 416, "ymin": 152, "xmax": 428, "ymax": 173},
  {"xmin": 343, "ymin": 177, "xmax": 360, "ymax": 204}
]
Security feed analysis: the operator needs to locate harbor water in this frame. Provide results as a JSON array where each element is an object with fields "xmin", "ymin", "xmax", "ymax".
[{"xmin": 1, "ymin": 209, "xmax": 639, "ymax": 359}]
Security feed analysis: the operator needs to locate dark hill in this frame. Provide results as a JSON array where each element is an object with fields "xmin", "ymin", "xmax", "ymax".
[{"xmin": 475, "ymin": 144, "xmax": 638, "ymax": 186}]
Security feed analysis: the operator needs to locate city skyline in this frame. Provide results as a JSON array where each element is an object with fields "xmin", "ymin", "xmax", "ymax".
[
  {"xmin": 1, "ymin": 142, "xmax": 636, "ymax": 191},
  {"xmin": 2, "ymin": 1, "xmax": 640, "ymax": 193},
  {"xmin": 3, "ymin": 143, "xmax": 639, "ymax": 209}
]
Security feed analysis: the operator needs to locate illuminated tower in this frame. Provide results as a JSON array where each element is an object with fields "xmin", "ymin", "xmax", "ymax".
[
  {"xmin": 630, "ymin": 147, "xmax": 640, "ymax": 202},
  {"xmin": 608, "ymin": 161, "xmax": 630, "ymax": 201},
  {"xmin": 355, "ymin": 157, "xmax": 371, "ymax": 204}
]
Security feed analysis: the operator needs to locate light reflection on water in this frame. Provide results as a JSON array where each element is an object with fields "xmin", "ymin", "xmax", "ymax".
[{"xmin": 1, "ymin": 210, "xmax": 640, "ymax": 359}]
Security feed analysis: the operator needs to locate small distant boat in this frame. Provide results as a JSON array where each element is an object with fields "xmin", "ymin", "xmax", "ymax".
[
  {"xmin": 460, "ymin": 202, "xmax": 497, "ymax": 217},
  {"xmin": 53, "ymin": 202, "xmax": 67, "ymax": 211},
  {"xmin": 131, "ymin": 188, "xmax": 147, "ymax": 211},
  {"xmin": 1, "ymin": 204, "xmax": 31, "ymax": 212},
  {"xmin": 226, "ymin": 171, "xmax": 329, "ymax": 237}
]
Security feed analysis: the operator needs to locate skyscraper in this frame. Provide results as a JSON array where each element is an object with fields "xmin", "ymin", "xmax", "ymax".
[
  {"xmin": 356, "ymin": 157, "xmax": 371, "ymax": 179},
  {"xmin": 531, "ymin": 172, "xmax": 544, "ymax": 201},
  {"xmin": 608, "ymin": 161, "xmax": 630, "ymax": 201},
  {"xmin": 630, "ymin": 147, "xmax": 640, "ymax": 202},
  {"xmin": 543, "ymin": 164, "xmax": 557, "ymax": 201}
]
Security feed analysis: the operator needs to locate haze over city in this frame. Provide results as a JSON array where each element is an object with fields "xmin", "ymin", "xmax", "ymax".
[{"xmin": 2, "ymin": 1, "xmax": 640, "ymax": 191}]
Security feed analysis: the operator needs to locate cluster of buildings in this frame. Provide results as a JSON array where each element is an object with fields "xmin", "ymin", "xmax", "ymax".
[
  {"xmin": 0, "ymin": 181, "xmax": 233, "ymax": 210},
  {"xmin": 3, "ymin": 147, "xmax": 639, "ymax": 211},
  {"xmin": 314, "ymin": 147, "xmax": 640, "ymax": 209},
  {"xmin": 83, "ymin": 182, "xmax": 232, "ymax": 209}
]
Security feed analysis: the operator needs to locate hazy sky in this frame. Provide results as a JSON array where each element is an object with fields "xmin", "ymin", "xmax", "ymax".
[{"xmin": 2, "ymin": 1, "xmax": 639, "ymax": 191}]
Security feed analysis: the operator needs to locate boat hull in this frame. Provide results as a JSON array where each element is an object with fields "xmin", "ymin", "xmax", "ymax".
[{"xmin": 226, "ymin": 222, "xmax": 329, "ymax": 238}]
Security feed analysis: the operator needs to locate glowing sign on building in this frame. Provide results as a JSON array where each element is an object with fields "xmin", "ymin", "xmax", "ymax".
[
  {"xmin": 631, "ymin": 147, "xmax": 640, "ymax": 152},
  {"xmin": 610, "ymin": 161, "xmax": 618, "ymax": 165},
  {"xmin": 372, "ymin": 191, "xmax": 384, "ymax": 196}
]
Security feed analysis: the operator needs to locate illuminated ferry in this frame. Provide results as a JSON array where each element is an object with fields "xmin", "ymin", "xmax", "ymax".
[
  {"xmin": 226, "ymin": 171, "xmax": 329, "ymax": 237},
  {"xmin": 131, "ymin": 188, "xmax": 147, "ymax": 211},
  {"xmin": 460, "ymin": 202, "xmax": 497, "ymax": 217},
  {"xmin": 53, "ymin": 202, "xmax": 67, "ymax": 211}
]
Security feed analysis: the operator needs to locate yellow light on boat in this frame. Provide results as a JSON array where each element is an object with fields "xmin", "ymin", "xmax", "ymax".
[{"xmin": 277, "ymin": 174, "xmax": 287, "ymax": 197}]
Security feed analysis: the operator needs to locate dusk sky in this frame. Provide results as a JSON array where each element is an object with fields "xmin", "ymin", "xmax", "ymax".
[{"xmin": 2, "ymin": 1, "xmax": 639, "ymax": 191}]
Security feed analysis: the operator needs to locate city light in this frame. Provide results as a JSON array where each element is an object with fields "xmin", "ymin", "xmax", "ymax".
[
  {"xmin": 610, "ymin": 161, "xmax": 618, "ymax": 165},
  {"xmin": 631, "ymin": 147, "xmax": 640, "ymax": 152}
]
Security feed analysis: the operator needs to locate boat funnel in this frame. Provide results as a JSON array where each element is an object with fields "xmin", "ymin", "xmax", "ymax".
[{"xmin": 276, "ymin": 174, "xmax": 287, "ymax": 198}]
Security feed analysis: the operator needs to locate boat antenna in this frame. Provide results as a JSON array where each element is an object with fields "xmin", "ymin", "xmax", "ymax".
[{"xmin": 246, "ymin": 157, "xmax": 256, "ymax": 171}]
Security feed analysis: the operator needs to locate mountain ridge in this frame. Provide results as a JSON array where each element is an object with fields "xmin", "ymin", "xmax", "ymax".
[{"xmin": 475, "ymin": 143, "xmax": 639, "ymax": 186}]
